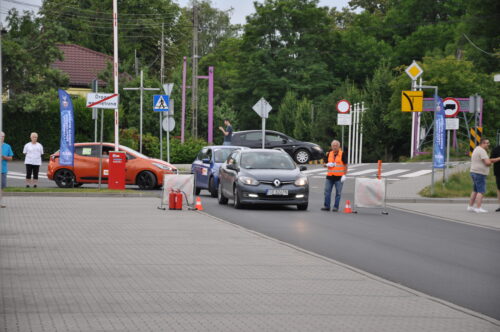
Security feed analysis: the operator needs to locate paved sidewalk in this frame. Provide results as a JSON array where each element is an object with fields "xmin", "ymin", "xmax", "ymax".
[{"xmin": 1, "ymin": 196, "xmax": 499, "ymax": 331}]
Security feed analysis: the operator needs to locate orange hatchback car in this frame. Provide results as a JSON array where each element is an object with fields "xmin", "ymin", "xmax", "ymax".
[{"xmin": 48, "ymin": 142, "xmax": 177, "ymax": 189}]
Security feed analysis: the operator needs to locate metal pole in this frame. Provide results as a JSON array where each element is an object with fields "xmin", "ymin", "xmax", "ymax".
[
  {"xmin": 98, "ymin": 109, "xmax": 104, "ymax": 189},
  {"xmin": 262, "ymin": 117, "xmax": 266, "ymax": 149},
  {"xmin": 160, "ymin": 23, "xmax": 164, "ymax": 160},
  {"xmin": 354, "ymin": 103, "xmax": 359, "ymax": 164},
  {"xmin": 113, "ymin": 0, "xmax": 119, "ymax": 151},
  {"xmin": 347, "ymin": 110, "xmax": 352, "ymax": 165},
  {"xmin": 167, "ymin": 100, "xmax": 173, "ymax": 163},
  {"xmin": 359, "ymin": 102, "xmax": 364, "ymax": 164},
  {"xmin": 446, "ymin": 130, "xmax": 450, "ymax": 181},
  {"xmin": 181, "ymin": 56, "xmax": 187, "ymax": 143},
  {"xmin": 208, "ymin": 66, "xmax": 214, "ymax": 144},
  {"xmin": 0, "ymin": 20, "xmax": 4, "ymax": 206},
  {"xmin": 191, "ymin": 1, "xmax": 199, "ymax": 138},
  {"xmin": 410, "ymin": 80, "xmax": 416, "ymax": 158},
  {"xmin": 139, "ymin": 70, "xmax": 143, "ymax": 153}
]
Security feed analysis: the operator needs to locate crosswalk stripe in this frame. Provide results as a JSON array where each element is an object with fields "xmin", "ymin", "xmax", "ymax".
[
  {"xmin": 400, "ymin": 170, "xmax": 432, "ymax": 178},
  {"xmin": 381, "ymin": 169, "xmax": 408, "ymax": 176},
  {"xmin": 347, "ymin": 169, "xmax": 378, "ymax": 176}
]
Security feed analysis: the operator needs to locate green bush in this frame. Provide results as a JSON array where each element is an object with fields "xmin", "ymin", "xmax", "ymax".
[{"xmin": 169, "ymin": 137, "xmax": 207, "ymax": 163}]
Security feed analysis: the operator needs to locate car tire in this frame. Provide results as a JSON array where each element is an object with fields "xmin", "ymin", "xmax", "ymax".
[
  {"xmin": 136, "ymin": 171, "xmax": 157, "ymax": 190},
  {"xmin": 74, "ymin": 183, "xmax": 83, "ymax": 188},
  {"xmin": 294, "ymin": 149, "xmax": 311, "ymax": 164},
  {"xmin": 218, "ymin": 182, "xmax": 228, "ymax": 205},
  {"xmin": 233, "ymin": 186, "xmax": 243, "ymax": 209},
  {"xmin": 54, "ymin": 169, "xmax": 75, "ymax": 188},
  {"xmin": 297, "ymin": 203, "xmax": 308, "ymax": 211},
  {"xmin": 209, "ymin": 177, "xmax": 218, "ymax": 198}
]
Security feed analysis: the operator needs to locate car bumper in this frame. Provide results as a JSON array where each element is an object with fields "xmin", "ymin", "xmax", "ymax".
[{"xmin": 237, "ymin": 184, "xmax": 309, "ymax": 205}]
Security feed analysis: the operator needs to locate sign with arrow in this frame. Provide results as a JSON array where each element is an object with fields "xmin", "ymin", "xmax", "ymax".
[{"xmin": 401, "ymin": 91, "xmax": 423, "ymax": 112}]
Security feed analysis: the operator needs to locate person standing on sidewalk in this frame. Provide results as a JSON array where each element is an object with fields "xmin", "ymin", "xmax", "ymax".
[
  {"xmin": 23, "ymin": 132, "xmax": 44, "ymax": 188},
  {"xmin": 321, "ymin": 140, "xmax": 347, "ymax": 212},
  {"xmin": 1, "ymin": 131, "xmax": 14, "ymax": 189},
  {"xmin": 490, "ymin": 143, "xmax": 500, "ymax": 212},
  {"xmin": 468, "ymin": 138, "xmax": 500, "ymax": 213},
  {"xmin": 218, "ymin": 119, "xmax": 233, "ymax": 146}
]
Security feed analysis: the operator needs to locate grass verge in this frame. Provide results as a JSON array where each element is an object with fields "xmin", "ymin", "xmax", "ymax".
[{"xmin": 420, "ymin": 170, "xmax": 497, "ymax": 198}]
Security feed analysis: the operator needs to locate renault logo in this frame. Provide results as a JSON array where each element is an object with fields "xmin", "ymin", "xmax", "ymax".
[{"xmin": 273, "ymin": 179, "xmax": 281, "ymax": 187}]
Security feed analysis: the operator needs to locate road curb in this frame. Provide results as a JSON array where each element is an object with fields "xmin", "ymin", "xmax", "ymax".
[
  {"xmin": 387, "ymin": 198, "xmax": 497, "ymax": 204},
  {"xmin": 3, "ymin": 192, "xmax": 160, "ymax": 198}
]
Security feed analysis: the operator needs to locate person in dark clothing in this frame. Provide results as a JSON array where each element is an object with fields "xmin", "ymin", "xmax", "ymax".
[
  {"xmin": 219, "ymin": 119, "xmax": 233, "ymax": 146},
  {"xmin": 491, "ymin": 144, "xmax": 500, "ymax": 212},
  {"xmin": 321, "ymin": 140, "xmax": 348, "ymax": 212}
]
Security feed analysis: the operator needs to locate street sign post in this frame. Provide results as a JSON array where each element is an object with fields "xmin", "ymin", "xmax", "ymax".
[
  {"xmin": 153, "ymin": 95, "xmax": 170, "ymax": 111},
  {"xmin": 336, "ymin": 100, "xmax": 350, "ymax": 114},
  {"xmin": 252, "ymin": 97, "xmax": 273, "ymax": 149},
  {"xmin": 405, "ymin": 60, "xmax": 423, "ymax": 81},
  {"xmin": 443, "ymin": 97, "xmax": 460, "ymax": 118}
]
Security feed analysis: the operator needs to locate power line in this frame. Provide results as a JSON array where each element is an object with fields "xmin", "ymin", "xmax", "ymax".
[{"xmin": 462, "ymin": 34, "xmax": 499, "ymax": 56}]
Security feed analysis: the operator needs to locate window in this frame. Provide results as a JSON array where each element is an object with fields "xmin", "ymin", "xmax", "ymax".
[
  {"xmin": 75, "ymin": 145, "xmax": 98, "ymax": 157},
  {"xmin": 214, "ymin": 148, "xmax": 238, "ymax": 163},
  {"xmin": 241, "ymin": 132, "xmax": 262, "ymax": 143}
]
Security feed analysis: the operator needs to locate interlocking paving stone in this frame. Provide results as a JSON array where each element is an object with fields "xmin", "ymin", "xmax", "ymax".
[{"xmin": 1, "ymin": 196, "xmax": 499, "ymax": 331}]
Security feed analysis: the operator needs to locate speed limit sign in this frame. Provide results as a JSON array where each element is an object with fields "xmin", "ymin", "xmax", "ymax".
[{"xmin": 336, "ymin": 100, "xmax": 350, "ymax": 114}]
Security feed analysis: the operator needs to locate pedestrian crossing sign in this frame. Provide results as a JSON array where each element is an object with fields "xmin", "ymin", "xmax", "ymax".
[{"xmin": 153, "ymin": 95, "xmax": 170, "ymax": 112}]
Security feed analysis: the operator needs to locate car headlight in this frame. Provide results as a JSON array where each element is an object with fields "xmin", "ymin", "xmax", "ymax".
[
  {"xmin": 294, "ymin": 176, "xmax": 308, "ymax": 186},
  {"xmin": 312, "ymin": 146, "xmax": 322, "ymax": 151},
  {"xmin": 238, "ymin": 176, "xmax": 259, "ymax": 186},
  {"xmin": 153, "ymin": 162, "xmax": 175, "ymax": 171}
]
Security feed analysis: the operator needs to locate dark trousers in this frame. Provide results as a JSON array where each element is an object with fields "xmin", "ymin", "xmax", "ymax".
[
  {"xmin": 26, "ymin": 164, "xmax": 40, "ymax": 180},
  {"xmin": 323, "ymin": 178, "xmax": 343, "ymax": 209}
]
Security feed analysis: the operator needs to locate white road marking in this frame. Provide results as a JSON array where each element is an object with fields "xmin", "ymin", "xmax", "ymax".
[
  {"xmin": 400, "ymin": 170, "xmax": 432, "ymax": 178},
  {"xmin": 381, "ymin": 169, "xmax": 408, "ymax": 176},
  {"xmin": 347, "ymin": 169, "xmax": 378, "ymax": 176}
]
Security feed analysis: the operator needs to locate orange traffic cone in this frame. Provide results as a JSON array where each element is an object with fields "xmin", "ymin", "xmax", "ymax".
[
  {"xmin": 343, "ymin": 200, "xmax": 352, "ymax": 214},
  {"xmin": 195, "ymin": 197, "xmax": 203, "ymax": 211}
]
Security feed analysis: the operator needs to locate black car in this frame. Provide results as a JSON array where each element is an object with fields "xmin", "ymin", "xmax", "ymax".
[
  {"xmin": 231, "ymin": 130, "xmax": 324, "ymax": 164},
  {"xmin": 218, "ymin": 149, "xmax": 309, "ymax": 210}
]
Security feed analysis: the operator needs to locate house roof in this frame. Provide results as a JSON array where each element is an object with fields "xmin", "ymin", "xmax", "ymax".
[{"xmin": 53, "ymin": 44, "xmax": 113, "ymax": 88}]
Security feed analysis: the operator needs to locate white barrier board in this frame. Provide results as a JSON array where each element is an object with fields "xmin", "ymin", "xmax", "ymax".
[
  {"xmin": 162, "ymin": 174, "xmax": 195, "ymax": 208},
  {"xmin": 354, "ymin": 177, "xmax": 386, "ymax": 208}
]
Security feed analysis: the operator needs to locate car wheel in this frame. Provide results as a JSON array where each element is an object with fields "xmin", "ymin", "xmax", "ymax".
[
  {"xmin": 209, "ymin": 177, "xmax": 218, "ymax": 198},
  {"xmin": 297, "ymin": 203, "xmax": 308, "ymax": 211},
  {"xmin": 294, "ymin": 149, "xmax": 311, "ymax": 164},
  {"xmin": 195, "ymin": 187, "xmax": 201, "ymax": 195},
  {"xmin": 74, "ymin": 183, "xmax": 83, "ymax": 188},
  {"xmin": 54, "ymin": 169, "xmax": 75, "ymax": 188},
  {"xmin": 136, "ymin": 171, "xmax": 157, "ymax": 190},
  {"xmin": 218, "ymin": 182, "xmax": 228, "ymax": 205},
  {"xmin": 233, "ymin": 186, "xmax": 243, "ymax": 209}
]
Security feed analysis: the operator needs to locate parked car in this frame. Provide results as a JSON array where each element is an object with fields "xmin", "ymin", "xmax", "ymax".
[
  {"xmin": 47, "ymin": 142, "xmax": 177, "ymax": 189},
  {"xmin": 230, "ymin": 130, "xmax": 324, "ymax": 164},
  {"xmin": 191, "ymin": 145, "xmax": 248, "ymax": 197},
  {"xmin": 218, "ymin": 149, "xmax": 309, "ymax": 210}
]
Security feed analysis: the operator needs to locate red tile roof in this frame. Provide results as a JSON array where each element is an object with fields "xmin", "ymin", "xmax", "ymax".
[{"xmin": 53, "ymin": 44, "xmax": 112, "ymax": 88}]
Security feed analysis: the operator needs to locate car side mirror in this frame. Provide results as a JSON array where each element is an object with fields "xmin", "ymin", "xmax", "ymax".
[
  {"xmin": 227, "ymin": 163, "xmax": 237, "ymax": 171},
  {"xmin": 202, "ymin": 158, "xmax": 210, "ymax": 164},
  {"xmin": 300, "ymin": 166, "xmax": 307, "ymax": 171}
]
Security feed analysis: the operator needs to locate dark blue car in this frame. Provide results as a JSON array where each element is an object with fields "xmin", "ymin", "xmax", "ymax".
[{"xmin": 191, "ymin": 145, "xmax": 248, "ymax": 197}]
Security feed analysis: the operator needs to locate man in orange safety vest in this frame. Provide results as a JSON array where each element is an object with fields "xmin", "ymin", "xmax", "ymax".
[{"xmin": 321, "ymin": 140, "xmax": 348, "ymax": 212}]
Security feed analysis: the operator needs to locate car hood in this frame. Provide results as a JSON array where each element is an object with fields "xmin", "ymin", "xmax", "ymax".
[
  {"xmin": 239, "ymin": 168, "xmax": 301, "ymax": 182},
  {"xmin": 151, "ymin": 159, "xmax": 176, "ymax": 169}
]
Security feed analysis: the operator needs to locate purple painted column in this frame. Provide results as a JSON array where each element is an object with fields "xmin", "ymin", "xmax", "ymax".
[
  {"xmin": 181, "ymin": 56, "xmax": 187, "ymax": 143},
  {"xmin": 208, "ymin": 66, "xmax": 214, "ymax": 144}
]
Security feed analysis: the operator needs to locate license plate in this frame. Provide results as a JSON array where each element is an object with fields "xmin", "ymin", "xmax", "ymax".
[{"xmin": 266, "ymin": 189, "xmax": 288, "ymax": 196}]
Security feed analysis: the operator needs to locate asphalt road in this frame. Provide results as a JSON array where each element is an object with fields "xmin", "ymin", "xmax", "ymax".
[{"xmin": 199, "ymin": 172, "xmax": 500, "ymax": 320}]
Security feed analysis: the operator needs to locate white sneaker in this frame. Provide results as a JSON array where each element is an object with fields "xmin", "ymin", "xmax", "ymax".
[
  {"xmin": 474, "ymin": 208, "xmax": 488, "ymax": 213},
  {"xmin": 467, "ymin": 205, "xmax": 475, "ymax": 212}
]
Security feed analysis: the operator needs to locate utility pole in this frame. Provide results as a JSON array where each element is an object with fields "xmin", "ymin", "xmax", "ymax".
[
  {"xmin": 160, "ymin": 22, "xmax": 165, "ymax": 159},
  {"xmin": 191, "ymin": 1, "xmax": 199, "ymax": 138},
  {"xmin": 123, "ymin": 70, "xmax": 160, "ymax": 154}
]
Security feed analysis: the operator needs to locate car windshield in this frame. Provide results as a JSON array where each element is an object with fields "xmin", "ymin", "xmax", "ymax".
[
  {"xmin": 240, "ymin": 152, "xmax": 295, "ymax": 170},
  {"xmin": 119, "ymin": 145, "xmax": 149, "ymax": 159},
  {"xmin": 214, "ymin": 148, "xmax": 239, "ymax": 163}
]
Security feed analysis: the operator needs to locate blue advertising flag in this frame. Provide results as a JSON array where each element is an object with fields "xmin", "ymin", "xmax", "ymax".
[
  {"xmin": 58, "ymin": 89, "xmax": 75, "ymax": 166},
  {"xmin": 433, "ymin": 96, "xmax": 446, "ymax": 169}
]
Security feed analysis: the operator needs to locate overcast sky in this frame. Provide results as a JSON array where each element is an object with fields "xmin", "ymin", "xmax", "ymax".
[{"xmin": 2, "ymin": 0, "xmax": 352, "ymax": 25}]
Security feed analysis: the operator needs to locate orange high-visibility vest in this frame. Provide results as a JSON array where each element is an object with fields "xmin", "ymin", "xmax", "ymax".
[{"xmin": 326, "ymin": 150, "xmax": 346, "ymax": 176}]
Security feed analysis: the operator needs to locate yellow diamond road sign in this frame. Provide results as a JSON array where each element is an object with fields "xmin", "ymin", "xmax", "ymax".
[
  {"xmin": 405, "ymin": 61, "xmax": 423, "ymax": 80},
  {"xmin": 401, "ymin": 91, "xmax": 423, "ymax": 112}
]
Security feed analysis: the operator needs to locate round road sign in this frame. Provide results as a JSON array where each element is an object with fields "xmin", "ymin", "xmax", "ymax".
[
  {"xmin": 336, "ymin": 100, "xmax": 351, "ymax": 113},
  {"xmin": 443, "ymin": 97, "xmax": 460, "ymax": 118},
  {"xmin": 162, "ymin": 117, "xmax": 175, "ymax": 132}
]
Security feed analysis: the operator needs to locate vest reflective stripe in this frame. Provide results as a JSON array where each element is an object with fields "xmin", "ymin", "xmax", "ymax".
[{"xmin": 327, "ymin": 150, "xmax": 346, "ymax": 176}]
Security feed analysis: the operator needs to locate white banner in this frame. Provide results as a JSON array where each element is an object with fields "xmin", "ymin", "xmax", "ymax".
[
  {"xmin": 161, "ymin": 174, "xmax": 195, "ymax": 209},
  {"xmin": 354, "ymin": 177, "xmax": 386, "ymax": 208}
]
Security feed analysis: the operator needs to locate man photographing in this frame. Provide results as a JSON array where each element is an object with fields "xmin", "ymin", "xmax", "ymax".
[{"xmin": 219, "ymin": 119, "xmax": 233, "ymax": 146}]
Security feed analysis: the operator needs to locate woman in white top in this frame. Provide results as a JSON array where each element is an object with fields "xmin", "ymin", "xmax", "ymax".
[{"xmin": 23, "ymin": 132, "xmax": 44, "ymax": 188}]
